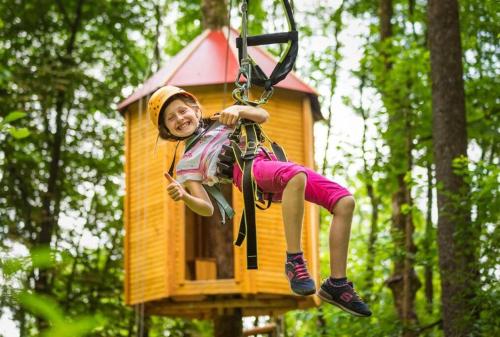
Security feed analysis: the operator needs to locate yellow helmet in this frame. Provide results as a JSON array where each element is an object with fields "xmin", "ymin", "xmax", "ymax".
[{"xmin": 147, "ymin": 85, "xmax": 198, "ymax": 129}]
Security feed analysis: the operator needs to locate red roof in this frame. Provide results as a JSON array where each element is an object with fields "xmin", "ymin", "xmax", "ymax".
[{"xmin": 118, "ymin": 28, "xmax": 321, "ymax": 118}]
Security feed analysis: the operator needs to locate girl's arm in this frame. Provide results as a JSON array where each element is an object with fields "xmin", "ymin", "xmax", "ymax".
[
  {"xmin": 212, "ymin": 105, "xmax": 269, "ymax": 125},
  {"xmin": 165, "ymin": 173, "xmax": 214, "ymax": 216},
  {"xmin": 236, "ymin": 105, "xmax": 269, "ymax": 123},
  {"xmin": 183, "ymin": 180, "xmax": 214, "ymax": 216}
]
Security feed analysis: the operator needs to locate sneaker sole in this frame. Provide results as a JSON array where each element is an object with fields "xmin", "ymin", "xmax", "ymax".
[
  {"xmin": 292, "ymin": 288, "xmax": 316, "ymax": 296},
  {"xmin": 317, "ymin": 288, "xmax": 371, "ymax": 317}
]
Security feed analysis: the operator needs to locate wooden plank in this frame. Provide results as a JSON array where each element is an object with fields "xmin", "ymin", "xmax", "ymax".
[
  {"xmin": 173, "ymin": 280, "xmax": 241, "ymax": 296},
  {"xmin": 127, "ymin": 99, "xmax": 169, "ymax": 303},
  {"xmin": 195, "ymin": 258, "xmax": 217, "ymax": 280},
  {"xmin": 243, "ymin": 323, "xmax": 277, "ymax": 336}
]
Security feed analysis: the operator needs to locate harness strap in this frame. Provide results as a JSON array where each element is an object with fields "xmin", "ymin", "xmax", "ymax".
[
  {"xmin": 204, "ymin": 185, "xmax": 235, "ymax": 225},
  {"xmin": 271, "ymin": 141, "xmax": 287, "ymax": 162},
  {"xmin": 240, "ymin": 123, "xmax": 260, "ymax": 269},
  {"xmin": 236, "ymin": 0, "xmax": 298, "ymax": 91},
  {"xmin": 230, "ymin": 121, "xmax": 290, "ymax": 269},
  {"xmin": 168, "ymin": 120, "xmax": 216, "ymax": 177}
]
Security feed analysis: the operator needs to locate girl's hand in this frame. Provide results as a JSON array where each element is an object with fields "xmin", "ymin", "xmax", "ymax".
[
  {"xmin": 210, "ymin": 106, "xmax": 240, "ymax": 126},
  {"xmin": 164, "ymin": 173, "xmax": 186, "ymax": 201},
  {"xmin": 211, "ymin": 105, "xmax": 268, "ymax": 124}
]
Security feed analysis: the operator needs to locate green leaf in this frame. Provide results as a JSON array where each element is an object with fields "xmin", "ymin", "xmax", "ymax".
[
  {"xmin": 18, "ymin": 292, "xmax": 103, "ymax": 337},
  {"xmin": 18, "ymin": 292, "xmax": 64, "ymax": 325},
  {"xmin": 2, "ymin": 111, "xmax": 27, "ymax": 124},
  {"xmin": 1, "ymin": 257, "xmax": 26, "ymax": 275},
  {"xmin": 43, "ymin": 316, "xmax": 103, "ymax": 337},
  {"xmin": 30, "ymin": 246, "xmax": 55, "ymax": 269},
  {"xmin": 8, "ymin": 127, "xmax": 30, "ymax": 139}
]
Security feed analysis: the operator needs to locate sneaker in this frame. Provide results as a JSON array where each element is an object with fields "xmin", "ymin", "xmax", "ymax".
[
  {"xmin": 317, "ymin": 279, "xmax": 372, "ymax": 317},
  {"xmin": 285, "ymin": 255, "xmax": 316, "ymax": 296}
]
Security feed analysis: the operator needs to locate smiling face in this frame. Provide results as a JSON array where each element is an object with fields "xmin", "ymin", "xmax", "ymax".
[{"xmin": 163, "ymin": 98, "xmax": 201, "ymax": 138}]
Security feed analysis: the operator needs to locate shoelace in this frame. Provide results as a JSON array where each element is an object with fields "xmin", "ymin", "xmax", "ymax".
[
  {"xmin": 327, "ymin": 279, "xmax": 364, "ymax": 302},
  {"xmin": 347, "ymin": 282, "xmax": 364, "ymax": 302},
  {"xmin": 291, "ymin": 259, "xmax": 311, "ymax": 280}
]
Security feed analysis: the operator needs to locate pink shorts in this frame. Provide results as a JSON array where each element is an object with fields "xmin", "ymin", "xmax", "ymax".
[{"xmin": 232, "ymin": 152, "xmax": 351, "ymax": 213}]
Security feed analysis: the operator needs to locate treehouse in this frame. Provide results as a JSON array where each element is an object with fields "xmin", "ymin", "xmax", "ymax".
[{"xmin": 117, "ymin": 28, "xmax": 324, "ymax": 319}]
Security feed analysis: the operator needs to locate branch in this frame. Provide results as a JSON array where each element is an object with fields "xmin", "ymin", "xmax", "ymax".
[
  {"xmin": 65, "ymin": 0, "xmax": 85, "ymax": 56},
  {"xmin": 55, "ymin": 0, "xmax": 72, "ymax": 29},
  {"xmin": 415, "ymin": 319, "xmax": 443, "ymax": 332}
]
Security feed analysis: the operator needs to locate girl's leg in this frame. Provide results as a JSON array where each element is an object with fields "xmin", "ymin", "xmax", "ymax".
[
  {"xmin": 281, "ymin": 172, "xmax": 307, "ymax": 253},
  {"xmin": 329, "ymin": 196, "xmax": 355, "ymax": 278},
  {"xmin": 281, "ymin": 172, "xmax": 316, "ymax": 296},
  {"xmin": 319, "ymin": 195, "xmax": 372, "ymax": 317}
]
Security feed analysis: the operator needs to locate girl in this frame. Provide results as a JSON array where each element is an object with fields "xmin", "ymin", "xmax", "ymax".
[{"xmin": 148, "ymin": 85, "xmax": 371, "ymax": 317}]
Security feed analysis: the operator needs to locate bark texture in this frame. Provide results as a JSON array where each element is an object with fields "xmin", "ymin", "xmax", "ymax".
[
  {"xmin": 202, "ymin": 0, "xmax": 228, "ymax": 30},
  {"xmin": 424, "ymin": 163, "xmax": 434, "ymax": 313},
  {"xmin": 214, "ymin": 309, "xmax": 243, "ymax": 337},
  {"xmin": 428, "ymin": 1, "xmax": 478, "ymax": 336}
]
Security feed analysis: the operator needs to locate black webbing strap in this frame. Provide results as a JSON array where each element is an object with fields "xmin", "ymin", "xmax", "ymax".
[
  {"xmin": 271, "ymin": 142, "xmax": 287, "ymax": 162},
  {"xmin": 236, "ymin": 0, "xmax": 298, "ymax": 90},
  {"xmin": 230, "ymin": 121, "xmax": 289, "ymax": 270},
  {"xmin": 236, "ymin": 31, "xmax": 298, "ymax": 48},
  {"xmin": 232, "ymin": 122, "xmax": 260, "ymax": 269},
  {"xmin": 204, "ymin": 185, "xmax": 234, "ymax": 225},
  {"xmin": 168, "ymin": 141, "xmax": 181, "ymax": 177}
]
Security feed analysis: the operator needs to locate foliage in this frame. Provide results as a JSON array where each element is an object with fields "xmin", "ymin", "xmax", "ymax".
[
  {"xmin": 0, "ymin": 112, "xmax": 30, "ymax": 139},
  {"xmin": 0, "ymin": 0, "xmax": 498, "ymax": 336},
  {"xmin": 0, "ymin": 0, "xmax": 155, "ymax": 335}
]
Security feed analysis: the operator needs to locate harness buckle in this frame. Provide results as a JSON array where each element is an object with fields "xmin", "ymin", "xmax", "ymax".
[
  {"xmin": 243, "ymin": 141, "xmax": 258, "ymax": 160},
  {"xmin": 247, "ymin": 141, "xmax": 257, "ymax": 150}
]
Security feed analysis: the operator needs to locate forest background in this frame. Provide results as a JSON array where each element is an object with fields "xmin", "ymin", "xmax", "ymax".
[{"xmin": 0, "ymin": 0, "xmax": 498, "ymax": 336}]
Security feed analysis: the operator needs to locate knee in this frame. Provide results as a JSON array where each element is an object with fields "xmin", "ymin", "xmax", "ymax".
[
  {"xmin": 285, "ymin": 172, "xmax": 307, "ymax": 191},
  {"xmin": 332, "ymin": 196, "xmax": 355, "ymax": 216}
]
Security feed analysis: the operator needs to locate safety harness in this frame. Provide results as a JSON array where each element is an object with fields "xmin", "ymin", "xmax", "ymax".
[
  {"xmin": 228, "ymin": 0, "xmax": 298, "ymax": 269},
  {"xmin": 170, "ymin": 0, "xmax": 298, "ymax": 270}
]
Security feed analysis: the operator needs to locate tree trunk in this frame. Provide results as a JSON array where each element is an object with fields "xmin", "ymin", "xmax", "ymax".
[
  {"xmin": 379, "ymin": 0, "xmax": 393, "ymax": 43},
  {"xmin": 424, "ymin": 162, "xmax": 434, "ymax": 313},
  {"xmin": 153, "ymin": 1, "xmax": 162, "ymax": 73},
  {"xmin": 428, "ymin": 1, "xmax": 478, "ymax": 336},
  {"xmin": 386, "ymin": 174, "xmax": 421, "ymax": 336},
  {"xmin": 214, "ymin": 308, "xmax": 243, "ymax": 337},
  {"xmin": 379, "ymin": 1, "xmax": 420, "ymax": 335},
  {"xmin": 358, "ymin": 73, "xmax": 380, "ymax": 293},
  {"xmin": 34, "ymin": 0, "xmax": 84, "ymax": 331},
  {"xmin": 202, "ymin": 0, "xmax": 228, "ymax": 30}
]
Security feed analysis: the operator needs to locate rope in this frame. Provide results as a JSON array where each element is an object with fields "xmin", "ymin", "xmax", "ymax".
[
  {"xmin": 233, "ymin": 0, "xmax": 253, "ymax": 105},
  {"xmin": 222, "ymin": 0, "xmax": 234, "ymax": 109}
]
